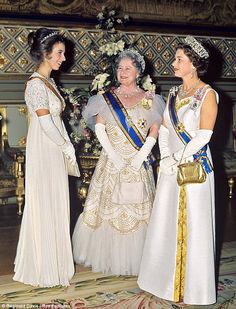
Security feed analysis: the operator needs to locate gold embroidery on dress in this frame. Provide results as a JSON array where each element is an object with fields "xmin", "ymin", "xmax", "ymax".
[
  {"xmin": 81, "ymin": 123, "xmax": 155, "ymax": 234},
  {"xmin": 175, "ymin": 98, "xmax": 190, "ymax": 112},
  {"xmin": 174, "ymin": 185, "xmax": 187, "ymax": 302}
]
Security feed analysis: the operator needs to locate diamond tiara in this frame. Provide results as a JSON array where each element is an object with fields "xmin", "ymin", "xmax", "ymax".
[
  {"xmin": 40, "ymin": 31, "xmax": 58, "ymax": 44},
  {"xmin": 119, "ymin": 48, "xmax": 145, "ymax": 72},
  {"xmin": 184, "ymin": 36, "xmax": 209, "ymax": 59}
]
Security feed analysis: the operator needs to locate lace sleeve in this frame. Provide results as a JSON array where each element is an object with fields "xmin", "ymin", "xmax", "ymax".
[{"xmin": 25, "ymin": 79, "xmax": 49, "ymax": 111}]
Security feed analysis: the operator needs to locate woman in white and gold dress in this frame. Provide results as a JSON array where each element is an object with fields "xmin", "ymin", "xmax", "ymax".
[
  {"xmin": 138, "ymin": 36, "xmax": 218, "ymax": 305},
  {"xmin": 13, "ymin": 28, "xmax": 78, "ymax": 287},
  {"xmin": 72, "ymin": 49, "xmax": 165, "ymax": 275}
]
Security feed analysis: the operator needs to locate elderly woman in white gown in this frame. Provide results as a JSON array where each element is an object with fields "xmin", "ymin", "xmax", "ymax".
[{"xmin": 72, "ymin": 49, "xmax": 165, "ymax": 275}]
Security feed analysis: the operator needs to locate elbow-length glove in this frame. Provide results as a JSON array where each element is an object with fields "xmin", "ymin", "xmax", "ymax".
[
  {"xmin": 95, "ymin": 123, "xmax": 125, "ymax": 171},
  {"xmin": 130, "ymin": 136, "xmax": 156, "ymax": 171},
  {"xmin": 39, "ymin": 114, "xmax": 76, "ymax": 164},
  {"xmin": 158, "ymin": 125, "xmax": 176, "ymax": 175},
  {"xmin": 161, "ymin": 129, "xmax": 213, "ymax": 170},
  {"xmin": 159, "ymin": 125, "xmax": 171, "ymax": 159}
]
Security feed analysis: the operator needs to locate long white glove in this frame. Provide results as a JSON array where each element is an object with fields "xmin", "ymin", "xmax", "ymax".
[
  {"xmin": 158, "ymin": 125, "xmax": 176, "ymax": 175},
  {"xmin": 95, "ymin": 123, "xmax": 125, "ymax": 171},
  {"xmin": 39, "ymin": 114, "xmax": 76, "ymax": 164},
  {"xmin": 159, "ymin": 125, "xmax": 171, "ymax": 159},
  {"xmin": 161, "ymin": 129, "xmax": 213, "ymax": 170},
  {"xmin": 61, "ymin": 141, "xmax": 76, "ymax": 164},
  {"xmin": 39, "ymin": 114, "xmax": 66, "ymax": 145},
  {"xmin": 131, "ymin": 136, "xmax": 156, "ymax": 171}
]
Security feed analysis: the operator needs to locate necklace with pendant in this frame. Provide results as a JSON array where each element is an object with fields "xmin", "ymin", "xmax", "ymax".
[
  {"xmin": 178, "ymin": 79, "xmax": 200, "ymax": 99},
  {"xmin": 117, "ymin": 86, "xmax": 141, "ymax": 98}
]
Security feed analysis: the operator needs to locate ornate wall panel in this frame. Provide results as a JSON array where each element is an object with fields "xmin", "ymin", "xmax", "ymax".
[
  {"xmin": 0, "ymin": 24, "xmax": 236, "ymax": 78},
  {"xmin": 0, "ymin": 0, "xmax": 235, "ymax": 27}
]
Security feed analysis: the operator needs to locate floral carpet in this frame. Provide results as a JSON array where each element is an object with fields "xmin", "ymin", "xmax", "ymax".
[{"xmin": 0, "ymin": 242, "xmax": 235, "ymax": 309}]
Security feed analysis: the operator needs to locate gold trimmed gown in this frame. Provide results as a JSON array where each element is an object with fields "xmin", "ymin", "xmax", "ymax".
[
  {"xmin": 72, "ymin": 93, "xmax": 165, "ymax": 275},
  {"xmin": 138, "ymin": 85, "xmax": 218, "ymax": 305}
]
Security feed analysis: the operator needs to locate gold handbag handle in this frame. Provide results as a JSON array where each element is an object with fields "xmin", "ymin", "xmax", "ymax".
[{"xmin": 178, "ymin": 144, "xmax": 187, "ymax": 166}]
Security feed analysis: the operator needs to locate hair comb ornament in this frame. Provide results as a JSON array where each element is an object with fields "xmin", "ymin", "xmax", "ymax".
[
  {"xmin": 40, "ymin": 31, "xmax": 58, "ymax": 44},
  {"xmin": 119, "ymin": 49, "xmax": 145, "ymax": 72},
  {"xmin": 184, "ymin": 36, "xmax": 209, "ymax": 59}
]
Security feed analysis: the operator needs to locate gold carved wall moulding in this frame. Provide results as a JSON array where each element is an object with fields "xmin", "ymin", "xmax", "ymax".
[{"xmin": 0, "ymin": 0, "xmax": 235, "ymax": 27}]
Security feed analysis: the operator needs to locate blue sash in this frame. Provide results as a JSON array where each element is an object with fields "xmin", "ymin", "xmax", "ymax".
[
  {"xmin": 168, "ymin": 89, "xmax": 213, "ymax": 174},
  {"xmin": 103, "ymin": 90, "xmax": 155, "ymax": 167}
]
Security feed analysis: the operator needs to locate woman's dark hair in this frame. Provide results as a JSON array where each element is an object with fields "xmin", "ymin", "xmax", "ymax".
[
  {"xmin": 176, "ymin": 42, "xmax": 210, "ymax": 76},
  {"xmin": 28, "ymin": 28, "xmax": 65, "ymax": 64}
]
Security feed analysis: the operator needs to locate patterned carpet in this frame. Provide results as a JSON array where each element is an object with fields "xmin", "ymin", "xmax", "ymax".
[{"xmin": 0, "ymin": 242, "xmax": 235, "ymax": 309}]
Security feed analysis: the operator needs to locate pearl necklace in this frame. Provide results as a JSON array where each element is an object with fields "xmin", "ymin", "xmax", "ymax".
[
  {"xmin": 116, "ymin": 86, "xmax": 141, "ymax": 98},
  {"xmin": 37, "ymin": 71, "xmax": 52, "ymax": 81},
  {"xmin": 178, "ymin": 79, "xmax": 200, "ymax": 99}
]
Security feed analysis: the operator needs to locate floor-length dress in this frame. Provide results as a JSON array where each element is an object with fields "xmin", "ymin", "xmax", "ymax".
[
  {"xmin": 13, "ymin": 72, "xmax": 74, "ymax": 287},
  {"xmin": 72, "ymin": 92, "xmax": 165, "ymax": 275},
  {"xmin": 138, "ymin": 85, "xmax": 218, "ymax": 305}
]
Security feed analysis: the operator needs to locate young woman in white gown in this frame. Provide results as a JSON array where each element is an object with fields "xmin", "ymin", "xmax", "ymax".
[
  {"xmin": 13, "ymin": 28, "xmax": 77, "ymax": 287},
  {"xmin": 138, "ymin": 36, "xmax": 218, "ymax": 305},
  {"xmin": 72, "ymin": 49, "xmax": 165, "ymax": 275}
]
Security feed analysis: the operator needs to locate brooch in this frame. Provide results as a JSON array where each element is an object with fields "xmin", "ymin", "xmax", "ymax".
[
  {"xmin": 137, "ymin": 118, "xmax": 147, "ymax": 129},
  {"xmin": 141, "ymin": 98, "xmax": 152, "ymax": 110},
  {"xmin": 125, "ymin": 115, "xmax": 133, "ymax": 128},
  {"xmin": 169, "ymin": 86, "xmax": 179, "ymax": 96},
  {"xmin": 189, "ymin": 98, "xmax": 200, "ymax": 111},
  {"xmin": 176, "ymin": 122, "xmax": 185, "ymax": 132}
]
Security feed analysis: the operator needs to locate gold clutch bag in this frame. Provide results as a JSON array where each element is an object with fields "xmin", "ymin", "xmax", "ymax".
[{"xmin": 177, "ymin": 160, "xmax": 206, "ymax": 186}]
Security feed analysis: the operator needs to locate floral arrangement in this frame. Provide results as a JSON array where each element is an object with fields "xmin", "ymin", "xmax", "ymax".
[
  {"xmin": 96, "ymin": 6, "xmax": 129, "ymax": 32},
  {"xmin": 62, "ymin": 87, "xmax": 101, "ymax": 155},
  {"xmin": 62, "ymin": 7, "xmax": 157, "ymax": 156}
]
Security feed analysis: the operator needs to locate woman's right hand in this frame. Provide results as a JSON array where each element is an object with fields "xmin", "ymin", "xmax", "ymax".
[
  {"xmin": 95, "ymin": 120, "xmax": 125, "ymax": 171},
  {"xmin": 110, "ymin": 152, "xmax": 125, "ymax": 171},
  {"xmin": 61, "ymin": 141, "xmax": 76, "ymax": 164}
]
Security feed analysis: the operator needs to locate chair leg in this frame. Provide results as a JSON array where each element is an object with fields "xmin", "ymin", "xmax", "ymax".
[
  {"xmin": 16, "ymin": 193, "xmax": 24, "ymax": 215},
  {"xmin": 16, "ymin": 155, "xmax": 25, "ymax": 215}
]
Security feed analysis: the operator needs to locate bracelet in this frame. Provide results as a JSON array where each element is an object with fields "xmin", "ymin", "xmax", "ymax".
[
  {"xmin": 172, "ymin": 153, "xmax": 178, "ymax": 162},
  {"xmin": 161, "ymin": 156, "xmax": 169, "ymax": 160}
]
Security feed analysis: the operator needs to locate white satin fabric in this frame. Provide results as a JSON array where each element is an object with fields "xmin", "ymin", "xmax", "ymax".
[{"xmin": 138, "ymin": 86, "xmax": 218, "ymax": 305}]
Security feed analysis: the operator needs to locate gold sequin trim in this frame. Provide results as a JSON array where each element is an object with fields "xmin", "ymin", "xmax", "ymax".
[
  {"xmin": 175, "ymin": 98, "xmax": 190, "ymax": 111},
  {"xmin": 174, "ymin": 185, "xmax": 187, "ymax": 302},
  {"xmin": 81, "ymin": 123, "xmax": 155, "ymax": 234}
]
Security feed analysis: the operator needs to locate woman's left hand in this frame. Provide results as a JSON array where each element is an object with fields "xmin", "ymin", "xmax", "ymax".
[
  {"xmin": 130, "ymin": 136, "xmax": 156, "ymax": 171},
  {"xmin": 130, "ymin": 154, "xmax": 144, "ymax": 171},
  {"xmin": 160, "ymin": 155, "xmax": 177, "ymax": 170},
  {"xmin": 159, "ymin": 156, "xmax": 178, "ymax": 175}
]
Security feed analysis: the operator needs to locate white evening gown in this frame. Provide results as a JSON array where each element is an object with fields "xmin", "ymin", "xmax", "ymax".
[
  {"xmin": 13, "ymin": 72, "xmax": 74, "ymax": 287},
  {"xmin": 138, "ymin": 85, "xmax": 218, "ymax": 305},
  {"xmin": 72, "ymin": 93, "xmax": 165, "ymax": 275}
]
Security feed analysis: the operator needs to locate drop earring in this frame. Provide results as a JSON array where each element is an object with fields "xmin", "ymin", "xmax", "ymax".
[{"xmin": 191, "ymin": 66, "xmax": 196, "ymax": 79}]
